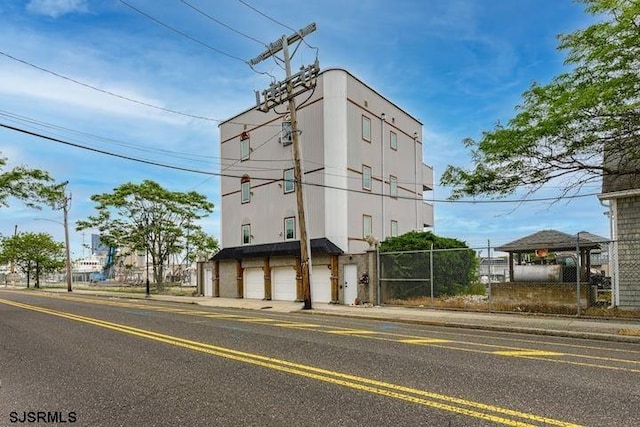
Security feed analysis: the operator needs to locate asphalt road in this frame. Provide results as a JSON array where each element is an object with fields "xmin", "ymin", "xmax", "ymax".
[{"xmin": 1, "ymin": 290, "xmax": 639, "ymax": 426}]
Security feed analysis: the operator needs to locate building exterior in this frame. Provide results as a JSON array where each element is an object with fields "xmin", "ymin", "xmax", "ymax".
[
  {"xmin": 599, "ymin": 156, "xmax": 640, "ymax": 309},
  {"xmin": 209, "ymin": 68, "xmax": 434, "ymax": 304}
]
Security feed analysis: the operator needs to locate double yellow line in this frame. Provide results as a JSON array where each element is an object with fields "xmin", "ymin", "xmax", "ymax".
[{"xmin": 0, "ymin": 298, "xmax": 582, "ymax": 427}]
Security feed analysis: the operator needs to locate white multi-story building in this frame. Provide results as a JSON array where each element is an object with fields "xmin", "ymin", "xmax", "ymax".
[{"xmin": 210, "ymin": 68, "xmax": 433, "ymax": 304}]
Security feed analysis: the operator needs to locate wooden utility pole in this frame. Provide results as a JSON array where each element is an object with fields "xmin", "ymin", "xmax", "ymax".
[
  {"xmin": 250, "ymin": 24, "xmax": 318, "ymax": 309},
  {"xmin": 62, "ymin": 190, "xmax": 72, "ymax": 292}
]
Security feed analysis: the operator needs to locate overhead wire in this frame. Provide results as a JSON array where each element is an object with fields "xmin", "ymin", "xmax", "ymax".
[
  {"xmin": 0, "ymin": 122, "xmax": 600, "ymax": 204},
  {"xmin": 0, "ymin": 50, "xmax": 280, "ymax": 128},
  {"xmin": 178, "ymin": 0, "xmax": 266, "ymax": 47},
  {"xmin": 118, "ymin": 0, "xmax": 247, "ymax": 63}
]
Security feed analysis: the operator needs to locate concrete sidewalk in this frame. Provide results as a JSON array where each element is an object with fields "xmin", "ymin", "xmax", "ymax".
[{"xmin": 12, "ymin": 287, "xmax": 640, "ymax": 343}]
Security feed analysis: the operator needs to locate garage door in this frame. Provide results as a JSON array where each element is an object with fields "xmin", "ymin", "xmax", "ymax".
[
  {"xmin": 272, "ymin": 266, "xmax": 297, "ymax": 301},
  {"xmin": 311, "ymin": 265, "xmax": 332, "ymax": 303},
  {"xmin": 244, "ymin": 267, "xmax": 264, "ymax": 299}
]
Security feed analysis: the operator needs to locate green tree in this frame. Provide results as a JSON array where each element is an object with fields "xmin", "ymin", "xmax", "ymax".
[
  {"xmin": 187, "ymin": 229, "xmax": 219, "ymax": 263},
  {"xmin": 0, "ymin": 156, "xmax": 62, "ymax": 208},
  {"xmin": 380, "ymin": 231, "xmax": 477, "ymax": 298},
  {"xmin": 76, "ymin": 180, "xmax": 215, "ymax": 289},
  {"xmin": 441, "ymin": 0, "xmax": 640, "ymax": 200},
  {"xmin": 0, "ymin": 232, "xmax": 65, "ymax": 288}
]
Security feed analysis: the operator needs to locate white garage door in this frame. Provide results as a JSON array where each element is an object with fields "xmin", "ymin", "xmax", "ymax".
[
  {"xmin": 311, "ymin": 265, "xmax": 332, "ymax": 304},
  {"xmin": 203, "ymin": 268, "xmax": 213, "ymax": 297},
  {"xmin": 272, "ymin": 266, "xmax": 297, "ymax": 301},
  {"xmin": 244, "ymin": 267, "xmax": 264, "ymax": 300}
]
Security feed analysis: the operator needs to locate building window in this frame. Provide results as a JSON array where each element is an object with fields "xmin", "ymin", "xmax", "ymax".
[
  {"xmin": 283, "ymin": 168, "xmax": 295, "ymax": 194},
  {"xmin": 241, "ymin": 138, "xmax": 250, "ymax": 161},
  {"xmin": 241, "ymin": 175, "xmax": 251, "ymax": 204},
  {"xmin": 390, "ymin": 220, "xmax": 398, "ymax": 237},
  {"xmin": 362, "ymin": 165, "xmax": 372, "ymax": 191},
  {"xmin": 390, "ymin": 175, "xmax": 398, "ymax": 198},
  {"xmin": 282, "ymin": 121, "xmax": 293, "ymax": 146},
  {"xmin": 362, "ymin": 115, "xmax": 371, "ymax": 142},
  {"xmin": 363, "ymin": 214, "xmax": 372, "ymax": 239},
  {"xmin": 242, "ymin": 224, "xmax": 251, "ymax": 245},
  {"xmin": 390, "ymin": 131, "xmax": 397, "ymax": 150},
  {"xmin": 284, "ymin": 217, "xmax": 296, "ymax": 240}
]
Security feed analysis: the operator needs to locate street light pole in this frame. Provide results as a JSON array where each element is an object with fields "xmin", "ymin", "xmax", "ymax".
[{"xmin": 145, "ymin": 217, "xmax": 150, "ymax": 297}]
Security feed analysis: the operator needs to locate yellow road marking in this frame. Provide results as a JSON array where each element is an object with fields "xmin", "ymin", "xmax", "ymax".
[
  {"xmin": 272, "ymin": 322, "xmax": 322, "ymax": 328},
  {"xmin": 400, "ymin": 338, "xmax": 452, "ymax": 344},
  {"xmin": 0, "ymin": 298, "xmax": 582, "ymax": 427},
  {"xmin": 203, "ymin": 314, "xmax": 244, "ymax": 318},
  {"xmin": 10, "ymin": 291, "xmax": 640, "ymax": 371},
  {"xmin": 327, "ymin": 329, "xmax": 379, "ymax": 335},
  {"xmin": 236, "ymin": 318, "xmax": 277, "ymax": 322},
  {"xmin": 494, "ymin": 350, "xmax": 565, "ymax": 357}
]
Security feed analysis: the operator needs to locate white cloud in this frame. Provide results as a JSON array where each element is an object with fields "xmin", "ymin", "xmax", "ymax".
[{"xmin": 26, "ymin": 0, "xmax": 88, "ymax": 18}]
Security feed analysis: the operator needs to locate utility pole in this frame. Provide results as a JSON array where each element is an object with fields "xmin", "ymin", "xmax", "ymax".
[
  {"xmin": 62, "ymin": 189, "xmax": 73, "ymax": 292},
  {"xmin": 250, "ymin": 23, "xmax": 319, "ymax": 309}
]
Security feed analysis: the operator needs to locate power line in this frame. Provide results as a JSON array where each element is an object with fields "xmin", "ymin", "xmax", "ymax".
[
  {"xmin": 0, "ymin": 50, "xmax": 280, "ymax": 127},
  {"xmin": 236, "ymin": 0, "xmax": 295, "ymax": 32},
  {"xmin": 118, "ymin": 0, "xmax": 248, "ymax": 63},
  {"xmin": 179, "ymin": 0, "xmax": 267, "ymax": 47},
  {"xmin": 0, "ymin": 122, "xmax": 600, "ymax": 204},
  {"xmin": 0, "ymin": 50, "xmax": 217, "ymax": 123},
  {"xmin": 236, "ymin": 0, "xmax": 320, "ymax": 53}
]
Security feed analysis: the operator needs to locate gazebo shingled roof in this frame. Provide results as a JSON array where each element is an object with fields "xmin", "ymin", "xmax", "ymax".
[{"xmin": 495, "ymin": 230, "xmax": 600, "ymax": 253}]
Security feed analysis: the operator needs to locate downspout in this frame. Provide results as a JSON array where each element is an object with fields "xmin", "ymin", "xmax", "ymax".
[
  {"xmin": 381, "ymin": 113, "xmax": 386, "ymax": 240},
  {"xmin": 414, "ymin": 132, "xmax": 419, "ymax": 231},
  {"xmin": 600, "ymin": 199, "xmax": 617, "ymax": 308}
]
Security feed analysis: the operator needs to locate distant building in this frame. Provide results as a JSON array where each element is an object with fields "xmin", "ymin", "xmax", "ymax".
[{"xmin": 91, "ymin": 234, "xmax": 109, "ymax": 256}]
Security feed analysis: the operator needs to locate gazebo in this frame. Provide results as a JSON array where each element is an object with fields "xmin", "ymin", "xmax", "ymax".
[{"xmin": 495, "ymin": 230, "xmax": 600, "ymax": 283}]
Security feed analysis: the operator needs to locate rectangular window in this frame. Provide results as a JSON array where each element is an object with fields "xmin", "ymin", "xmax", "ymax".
[
  {"xmin": 390, "ymin": 175, "xmax": 398, "ymax": 198},
  {"xmin": 391, "ymin": 220, "xmax": 398, "ymax": 237},
  {"xmin": 242, "ymin": 224, "xmax": 251, "ymax": 245},
  {"xmin": 363, "ymin": 215, "xmax": 372, "ymax": 239},
  {"xmin": 241, "ymin": 181, "xmax": 251, "ymax": 203},
  {"xmin": 390, "ymin": 131, "xmax": 397, "ymax": 150},
  {"xmin": 362, "ymin": 115, "xmax": 371, "ymax": 142},
  {"xmin": 282, "ymin": 121, "xmax": 293, "ymax": 146},
  {"xmin": 283, "ymin": 168, "xmax": 295, "ymax": 194},
  {"xmin": 362, "ymin": 165, "xmax": 372, "ymax": 191},
  {"xmin": 284, "ymin": 217, "xmax": 296, "ymax": 240},
  {"xmin": 241, "ymin": 138, "xmax": 250, "ymax": 161}
]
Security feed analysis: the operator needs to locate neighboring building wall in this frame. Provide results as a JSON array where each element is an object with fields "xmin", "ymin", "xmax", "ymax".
[{"xmin": 615, "ymin": 195, "xmax": 640, "ymax": 308}]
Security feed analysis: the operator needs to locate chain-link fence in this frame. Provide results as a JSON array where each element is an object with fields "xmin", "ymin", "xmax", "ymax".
[{"xmin": 378, "ymin": 237, "xmax": 640, "ymax": 315}]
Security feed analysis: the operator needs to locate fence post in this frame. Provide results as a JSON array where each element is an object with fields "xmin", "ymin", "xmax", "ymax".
[
  {"xmin": 487, "ymin": 239, "xmax": 492, "ymax": 312},
  {"xmin": 376, "ymin": 248, "xmax": 381, "ymax": 306},
  {"xmin": 576, "ymin": 232, "xmax": 581, "ymax": 317},
  {"xmin": 430, "ymin": 243, "xmax": 434, "ymax": 309}
]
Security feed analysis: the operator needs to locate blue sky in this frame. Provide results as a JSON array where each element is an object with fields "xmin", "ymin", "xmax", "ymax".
[{"xmin": 0, "ymin": 0, "xmax": 609, "ymax": 257}]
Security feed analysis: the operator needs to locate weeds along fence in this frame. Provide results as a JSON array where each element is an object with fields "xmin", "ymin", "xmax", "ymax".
[{"xmin": 377, "ymin": 238, "xmax": 635, "ymax": 316}]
